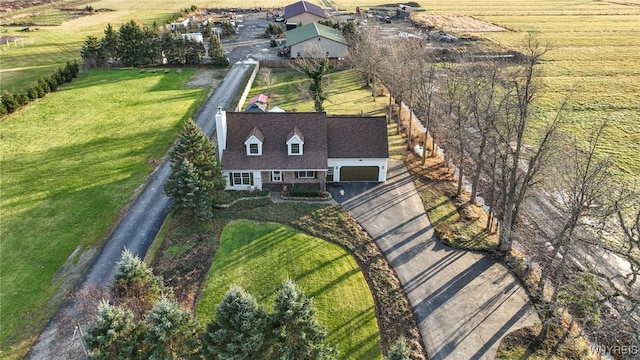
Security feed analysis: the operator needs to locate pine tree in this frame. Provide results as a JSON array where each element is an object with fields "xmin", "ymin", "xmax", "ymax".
[
  {"xmin": 142, "ymin": 297, "xmax": 200, "ymax": 359},
  {"xmin": 102, "ymin": 23, "xmax": 119, "ymax": 66},
  {"xmin": 209, "ymin": 33, "xmax": 228, "ymax": 66},
  {"xmin": 270, "ymin": 280, "xmax": 338, "ymax": 360},
  {"xmin": 202, "ymin": 286, "xmax": 267, "ymax": 359},
  {"xmin": 82, "ymin": 35, "xmax": 103, "ymax": 68},
  {"xmin": 84, "ymin": 300, "xmax": 140, "ymax": 360},
  {"xmin": 165, "ymin": 119, "xmax": 225, "ymax": 221},
  {"xmin": 1, "ymin": 92, "xmax": 19, "ymax": 114},
  {"xmin": 170, "ymin": 159, "xmax": 213, "ymax": 220},
  {"xmin": 111, "ymin": 249, "xmax": 170, "ymax": 320},
  {"xmin": 118, "ymin": 20, "xmax": 143, "ymax": 66}
]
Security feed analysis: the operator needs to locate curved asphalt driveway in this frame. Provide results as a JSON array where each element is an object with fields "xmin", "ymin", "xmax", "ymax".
[{"xmin": 342, "ymin": 159, "xmax": 540, "ymax": 360}]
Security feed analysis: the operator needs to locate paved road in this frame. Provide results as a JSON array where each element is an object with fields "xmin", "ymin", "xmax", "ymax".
[
  {"xmin": 343, "ymin": 159, "xmax": 540, "ymax": 360},
  {"xmin": 81, "ymin": 61, "xmax": 254, "ymax": 286},
  {"xmin": 26, "ymin": 15, "xmax": 274, "ymax": 359},
  {"xmin": 25, "ymin": 61, "xmax": 254, "ymax": 359}
]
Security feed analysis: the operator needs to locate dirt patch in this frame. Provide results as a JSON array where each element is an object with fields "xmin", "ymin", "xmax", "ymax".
[
  {"xmin": 0, "ymin": 0, "xmax": 56, "ymax": 13},
  {"xmin": 411, "ymin": 13, "xmax": 511, "ymax": 33},
  {"xmin": 183, "ymin": 69, "xmax": 226, "ymax": 89}
]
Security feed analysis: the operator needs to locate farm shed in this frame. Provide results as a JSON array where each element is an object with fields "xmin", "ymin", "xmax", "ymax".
[
  {"xmin": 286, "ymin": 22, "xmax": 348, "ymax": 59},
  {"xmin": 284, "ymin": 0, "xmax": 327, "ymax": 26}
]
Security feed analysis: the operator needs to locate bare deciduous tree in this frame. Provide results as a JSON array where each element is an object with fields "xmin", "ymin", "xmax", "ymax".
[
  {"xmin": 495, "ymin": 35, "xmax": 565, "ymax": 252},
  {"xmin": 257, "ymin": 67, "xmax": 276, "ymax": 95}
]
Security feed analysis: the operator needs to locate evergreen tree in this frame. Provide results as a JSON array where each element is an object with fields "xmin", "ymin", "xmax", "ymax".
[
  {"xmin": 270, "ymin": 280, "xmax": 338, "ymax": 360},
  {"xmin": 184, "ymin": 38, "xmax": 205, "ymax": 65},
  {"xmin": 165, "ymin": 119, "xmax": 225, "ymax": 221},
  {"xmin": 209, "ymin": 34, "xmax": 228, "ymax": 66},
  {"xmin": 170, "ymin": 159, "xmax": 213, "ymax": 220},
  {"xmin": 82, "ymin": 35, "xmax": 103, "ymax": 68},
  {"xmin": 161, "ymin": 31, "xmax": 181, "ymax": 65},
  {"xmin": 37, "ymin": 77, "xmax": 51, "ymax": 94},
  {"xmin": 219, "ymin": 21, "xmax": 236, "ymax": 38},
  {"xmin": 119, "ymin": 20, "xmax": 143, "ymax": 66},
  {"xmin": 111, "ymin": 249, "xmax": 170, "ymax": 320},
  {"xmin": 84, "ymin": 300, "xmax": 140, "ymax": 360},
  {"xmin": 142, "ymin": 297, "xmax": 200, "ymax": 359},
  {"xmin": 27, "ymin": 85, "xmax": 39, "ymax": 101},
  {"xmin": 140, "ymin": 24, "xmax": 160, "ymax": 65},
  {"xmin": 102, "ymin": 23, "xmax": 119, "ymax": 66},
  {"xmin": 1, "ymin": 91, "xmax": 19, "ymax": 114},
  {"xmin": 202, "ymin": 286, "xmax": 267, "ymax": 359}
]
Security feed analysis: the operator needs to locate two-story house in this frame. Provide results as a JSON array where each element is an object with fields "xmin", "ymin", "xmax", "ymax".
[{"xmin": 215, "ymin": 109, "xmax": 389, "ymax": 191}]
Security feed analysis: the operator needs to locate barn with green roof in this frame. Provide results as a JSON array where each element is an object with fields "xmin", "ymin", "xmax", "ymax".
[{"xmin": 286, "ymin": 22, "xmax": 349, "ymax": 59}]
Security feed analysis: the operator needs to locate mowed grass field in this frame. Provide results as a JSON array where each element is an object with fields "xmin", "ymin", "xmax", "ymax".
[
  {"xmin": 0, "ymin": 68, "xmax": 208, "ymax": 352},
  {"xmin": 0, "ymin": 0, "xmax": 291, "ymax": 91},
  {"xmin": 196, "ymin": 220, "xmax": 382, "ymax": 359}
]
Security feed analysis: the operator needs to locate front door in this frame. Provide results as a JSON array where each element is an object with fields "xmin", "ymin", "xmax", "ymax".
[{"xmin": 271, "ymin": 171, "xmax": 282, "ymax": 182}]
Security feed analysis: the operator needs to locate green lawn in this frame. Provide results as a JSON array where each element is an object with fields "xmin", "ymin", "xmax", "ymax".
[
  {"xmin": 0, "ymin": 0, "xmax": 300, "ymax": 92},
  {"xmin": 249, "ymin": 68, "xmax": 391, "ymax": 116},
  {"xmin": 0, "ymin": 68, "xmax": 208, "ymax": 352},
  {"xmin": 197, "ymin": 220, "xmax": 382, "ymax": 360}
]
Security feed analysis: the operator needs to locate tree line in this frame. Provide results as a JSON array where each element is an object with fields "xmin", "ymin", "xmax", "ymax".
[
  {"xmin": 348, "ymin": 23, "xmax": 639, "ymax": 355},
  {"xmin": 81, "ymin": 16, "xmax": 234, "ymax": 68},
  {"xmin": 0, "ymin": 61, "xmax": 79, "ymax": 116},
  {"xmin": 82, "ymin": 250, "xmax": 410, "ymax": 360}
]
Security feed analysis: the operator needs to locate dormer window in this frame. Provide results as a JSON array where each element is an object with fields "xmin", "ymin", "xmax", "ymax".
[
  {"xmin": 286, "ymin": 127, "xmax": 304, "ymax": 156},
  {"xmin": 244, "ymin": 126, "xmax": 263, "ymax": 156},
  {"xmin": 249, "ymin": 143, "xmax": 259, "ymax": 155}
]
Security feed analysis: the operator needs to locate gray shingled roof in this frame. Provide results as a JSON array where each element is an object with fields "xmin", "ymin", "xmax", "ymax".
[
  {"xmin": 223, "ymin": 112, "xmax": 328, "ymax": 171},
  {"xmin": 326, "ymin": 116, "xmax": 389, "ymax": 158},
  {"xmin": 284, "ymin": 0, "xmax": 327, "ymax": 20}
]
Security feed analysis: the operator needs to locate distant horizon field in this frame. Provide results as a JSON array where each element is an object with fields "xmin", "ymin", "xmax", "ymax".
[{"xmin": 336, "ymin": 0, "xmax": 639, "ymax": 180}]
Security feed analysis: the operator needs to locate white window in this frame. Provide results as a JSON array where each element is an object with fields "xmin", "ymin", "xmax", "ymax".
[
  {"xmin": 231, "ymin": 172, "xmax": 253, "ymax": 186},
  {"xmin": 296, "ymin": 171, "xmax": 315, "ymax": 179},
  {"xmin": 271, "ymin": 171, "xmax": 282, "ymax": 182},
  {"xmin": 287, "ymin": 128, "xmax": 304, "ymax": 155},
  {"xmin": 249, "ymin": 143, "xmax": 259, "ymax": 155}
]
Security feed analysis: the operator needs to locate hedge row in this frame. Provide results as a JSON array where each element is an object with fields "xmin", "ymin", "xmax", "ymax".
[{"xmin": 1, "ymin": 61, "xmax": 79, "ymax": 116}]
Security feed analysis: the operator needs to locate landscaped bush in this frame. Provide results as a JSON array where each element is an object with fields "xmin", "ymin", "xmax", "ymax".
[{"xmin": 288, "ymin": 185, "xmax": 320, "ymax": 198}]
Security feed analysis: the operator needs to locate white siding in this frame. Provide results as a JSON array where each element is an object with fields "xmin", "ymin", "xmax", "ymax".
[
  {"xmin": 290, "ymin": 37, "xmax": 348, "ymax": 59},
  {"xmin": 287, "ymin": 13, "xmax": 325, "ymax": 26}
]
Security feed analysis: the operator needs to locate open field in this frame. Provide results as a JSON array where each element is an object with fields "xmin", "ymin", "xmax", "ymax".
[
  {"xmin": 336, "ymin": 0, "xmax": 640, "ymax": 180},
  {"xmin": 0, "ymin": 68, "xmax": 208, "ymax": 352},
  {"xmin": 196, "ymin": 220, "xmax": 382, "ymax": 359},
  {"xmin": 0, "ymin": 0, "xmax": 293, "ymax": 91}
]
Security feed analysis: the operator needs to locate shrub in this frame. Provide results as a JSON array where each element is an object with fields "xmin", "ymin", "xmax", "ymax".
[
  {"xmin": 38, "ymin": 77, "xmax": 51, "ymax": 94},
  {"xmin": 27, "ymin": 84, "xmax": 40, "ymax": 100},
  {"xmin": 16, "ymin": 92, "xmax": 29, "ymax": 106},
  {"xmin": 288, "ymin": 185, "xmax": 320, "ymax": 198},
  {"xmin": 1, "ymin": 92, "xmax": 19, "ymax": 114}
]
